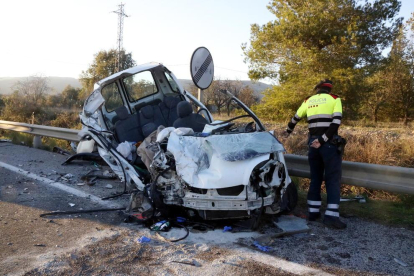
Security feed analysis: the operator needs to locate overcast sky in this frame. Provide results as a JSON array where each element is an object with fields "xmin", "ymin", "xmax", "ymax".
[{"xmin": 0, "ymin": 0, "xmax": 413, "ymax": 81}]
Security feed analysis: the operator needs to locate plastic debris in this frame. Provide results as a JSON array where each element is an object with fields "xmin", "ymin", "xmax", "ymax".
[
  {"xmin": 69, "ymin": 203, "xmax": 75, "ymax": 207},
  {"xmin": 116, "ymin": 141, "xmax": 135, "ymax": 161},
  {"xmin": 150, "ymin": 220, "xmax": 171, "ymax": 231},
  {"xmin": 273, "ymin": 215, "xmax": 309, "ymax": 232},
  {"xmin": 137, "ymin": 236, "xmax": 151, "ymax": 243},
  {"xmin": 223, "ymin": 226, "xmax": 232, "ymax": 232},
  {"xmin": 394, "ymin": 258, "xmax": 408, "ymax": 267},
  {"xmin": 63, "ymin": 173, "xmax": 74, "ymax": 179},
  {"xmin": 253, "ymin": 241, "xmax": 271, "ymax": 252},
  {"xmin": 76, "ymin": 183, "xmax": 85, "ymax": 186},
  {"xmin": 176, "ymin": 217, "xmax": 186, "ymax": 223},
  {"xmin": 53, "ymin": 147, "xmax": 71, "ymax": 156},
  {"xmin": 105, "ymin": 184, "xmax": 113, "ymax": 189}
]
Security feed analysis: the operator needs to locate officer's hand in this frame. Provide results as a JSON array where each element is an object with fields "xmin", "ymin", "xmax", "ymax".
[{"xmin": 310, "ymin": 140, "xmax": 321, "ymax": 149}]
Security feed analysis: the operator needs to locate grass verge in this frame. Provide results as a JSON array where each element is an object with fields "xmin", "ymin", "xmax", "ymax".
[{"xmin": 293, "ymin": 178, "xmax": 414, "ymax": 230}]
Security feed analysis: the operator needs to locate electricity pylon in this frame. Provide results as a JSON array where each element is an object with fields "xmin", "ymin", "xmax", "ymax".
[{"xmin": 112, "ymin": 3, "xmax": 128, "ymax": 72}]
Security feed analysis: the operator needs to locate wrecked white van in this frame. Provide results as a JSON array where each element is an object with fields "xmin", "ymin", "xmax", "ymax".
[{"xmin": 79, "ymin": 62, "xmax": 297, "ymax": 220}]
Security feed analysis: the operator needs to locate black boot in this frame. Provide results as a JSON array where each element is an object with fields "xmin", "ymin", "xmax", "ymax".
[
  {"xmin": 308, "ymin": 212, "xmax": 321, "ymax": 221},
  {"xmin": 323, "ymin": 216, "xmax": 347, "ymax": 229}
]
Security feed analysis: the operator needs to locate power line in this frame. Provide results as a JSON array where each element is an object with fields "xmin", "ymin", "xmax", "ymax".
[
  {"xmin": 112, "ymin": 3, "xmax": 129, "ymax": 72},
  {"xmin": 216, "ymin": 66, "xmax": 248, "ymax": 74},
  {"xmin": 166, "ymin": 64, "xmax": 248, "ymax": 74}
]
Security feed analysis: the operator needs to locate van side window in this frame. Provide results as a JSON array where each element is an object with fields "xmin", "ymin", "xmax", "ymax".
[
  {"xmin": 102, "ymin": 82, "xmax": 123, "ymax": 112},
  {"xmin": 123, "ymin": 71, "xmax": 158, "ymax": 102},
  {"xmin": 164, "ymin": 71, "xmax": 179, "ymax": 93}
]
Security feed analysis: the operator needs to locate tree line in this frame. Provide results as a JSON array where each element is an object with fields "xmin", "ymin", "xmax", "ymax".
[
  {"xmin": 0, "ymin": 77, "xmax": 82, "ymax": 128},
  {"xmin": 244, "ymin": 0, "xmax": 414, "ymax": 125},
  {"xmin": 0, "ymin": 48, "xmax": 258, "ymax": 127},
  {"xmin": 2, "ymin": 0, "xmax": 412, "ymax": 127}
]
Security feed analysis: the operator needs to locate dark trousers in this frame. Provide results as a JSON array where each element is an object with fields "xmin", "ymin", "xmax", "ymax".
[{"xmin": 307, "ymin": 140, "xmax": 342, "ymax": 218}]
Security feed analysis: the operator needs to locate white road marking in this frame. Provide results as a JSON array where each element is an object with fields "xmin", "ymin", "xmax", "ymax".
[
  {"xmin": 0, "ymin": 161, "xmax": 122, "ymax": 209},
  {"xmin": 244, "ymin": 249, "xmax": 334, "ymax": 276}
]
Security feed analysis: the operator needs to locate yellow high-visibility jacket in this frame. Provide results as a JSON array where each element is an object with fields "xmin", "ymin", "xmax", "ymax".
[{"xmin": 287, "ymin": 91, "xmax": 342, "ymax": 144}]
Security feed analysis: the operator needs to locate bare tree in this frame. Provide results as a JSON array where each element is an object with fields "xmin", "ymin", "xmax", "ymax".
[
  {"xmin": 3, "ymin": 75, "xmax": 50, "ymax": 123},
  {"xmin": 238, "ymin": 85, "xmax": 257, "ymax": 108},
  {"xmin": 12, "ymin": 75, "xmax": 50, "ymax": 106}
]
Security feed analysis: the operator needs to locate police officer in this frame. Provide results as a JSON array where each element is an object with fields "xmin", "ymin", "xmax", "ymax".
[{"xmin": 285, "ymin": 79, "xmax": 346, "ymax": 229}]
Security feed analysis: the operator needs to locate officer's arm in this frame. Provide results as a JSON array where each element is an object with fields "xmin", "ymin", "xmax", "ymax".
[
  {"xmin": 318, "ymin": 98, "xmax": 342, "ymax": 144},
  {"xmin": 287, "ymin": 101, "xmax": 307, "ymax": 134}
]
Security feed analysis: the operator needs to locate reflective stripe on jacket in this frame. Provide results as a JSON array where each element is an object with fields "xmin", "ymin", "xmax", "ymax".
[{"xmin": 287, "ymin": 91, "xmax": 342, "ymax": 144}]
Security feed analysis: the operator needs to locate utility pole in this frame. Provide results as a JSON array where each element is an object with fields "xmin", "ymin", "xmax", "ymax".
[{"xmin": 112, "ymin": 3, "xmax": 129, "ymax": 72}]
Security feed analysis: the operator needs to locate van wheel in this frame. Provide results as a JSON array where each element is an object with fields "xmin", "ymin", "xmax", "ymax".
[{"xmin": 280, "ymin": 181, "xmax": 298, "ymax": 213}]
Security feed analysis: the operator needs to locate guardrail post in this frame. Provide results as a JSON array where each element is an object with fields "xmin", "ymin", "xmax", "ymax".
[{"xmin": 33, "ymin": 135, "xmax": 42, "ymax": 149}]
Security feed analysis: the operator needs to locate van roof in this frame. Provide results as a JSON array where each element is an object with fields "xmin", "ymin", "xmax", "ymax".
[{"xmin": 95, "ymin": 62, "xmax": 162, "ymax": 88}]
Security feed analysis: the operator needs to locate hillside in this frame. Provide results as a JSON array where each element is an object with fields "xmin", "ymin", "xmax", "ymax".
[
  {"xmin": 178, "ymin": 79, "xmax": 271, "ymax": 100},
  {"xmin": 0, "ymin": 77, "xmax": 82, "ymax": 95},
  {"xmin": 0, "ymin": 77, "xmax": 271, "ymax": 100}
]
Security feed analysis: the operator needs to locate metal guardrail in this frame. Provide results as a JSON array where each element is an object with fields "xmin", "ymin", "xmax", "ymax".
[
  {"xmin": 285, "ymin": 154, "xmax": 414, "ymax": 195},
  {"xmin": 1, "ymin": 120, "xmax": 413, "ymax": 194},
  {"xmin": 0, "ymin": 120, "xmax": 80, "ymax": 142}
]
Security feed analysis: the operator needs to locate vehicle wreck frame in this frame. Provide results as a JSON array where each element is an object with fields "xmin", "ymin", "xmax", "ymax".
[{"xmin": 79, "ymin": 62, "xmax": 297, "ymax": 220}]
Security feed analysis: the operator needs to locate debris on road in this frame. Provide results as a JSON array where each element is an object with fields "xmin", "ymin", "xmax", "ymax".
[
  {"xmin": 105, "ymin": 184, "xmax": 113, "ymax": 189},
  {"xmin": 340, "ymin": 195, "xmax": 366, "ymax": 203},
  {"xmin": 52, "ymin": 146, "xmax": 71, "ymax": 156},
  {"xmin": 68, "ymin": 203, "xmax": 75, "ymax": 207},
  {"xmin": 223, "ymin": 226, "xmax": 232, "ymax": 232},
  {"xmin": 63, "ymin": 173, "xmax": 74, "ymax": 179},
  {"xmin": 172, "ymin": 259, "xmax": 202, "ymax": 267},
  {"xmin": 62, "ymin": 152, "xmax": 103, "ymax": 166},
  {"xmin": 253, "ymin": 241, "xmax": 271, "ymax": 252},
  {"xmin": 273, "ymin": 215, "xmax": 309, "ymax": 232},
  {"xmin": 150, "ymin": 220, "xmax": 171, "ymax": 231},
  {"xmin": 34, "ymin": 244, "xmax": 46, "ymax": 247},
  {"xmin": 394, "ymin": 258, "xmax": 408, "ymax": 267},
  {"xmin": 137, "ymin": 236, "xmax": 151, "ymax": 243}
]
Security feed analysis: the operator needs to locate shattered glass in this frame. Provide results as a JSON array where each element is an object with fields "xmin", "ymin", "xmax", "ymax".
[
  {"xmin": 167, "ymin": 132, "xmax": 285, "ymax": 188},
  {"xmin": 83, "ymin": 88, "xmax": 105, "ymax": 117},
  {"xmin": 203, "ymin": 132, "xmax": 285, "ymax": 161}
]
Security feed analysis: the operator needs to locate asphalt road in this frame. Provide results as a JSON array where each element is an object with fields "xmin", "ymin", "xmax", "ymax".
[{"xmin": 0, "ymin": 142, "xmax": 413, "ymax": 275}]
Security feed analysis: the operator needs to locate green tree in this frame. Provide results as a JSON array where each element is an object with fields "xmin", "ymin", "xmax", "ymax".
[
  {"xmin": 386, "ymin": 22, "xmax": 414, "ymax": 125},
  {"xmin": 243, "ymin": 0, "xmax": 402, "ymax": 120},
  {"xmin": 0, "ymin": 95, "xmax": 5, "ymax": 115},
  {"xmin": 45, "ymin": 94, "xmax": 62, "ymax": 108},
  {"xmin": 79, "ymin": 49, "xmax": 136, "ymax": 99},
  {"xmin": 61, "ymin": 85, "xmax": 82, "ymax": 109},
  {"xmin": 362, "ymin": 66, "xmax": 392, "ymax": 123}
]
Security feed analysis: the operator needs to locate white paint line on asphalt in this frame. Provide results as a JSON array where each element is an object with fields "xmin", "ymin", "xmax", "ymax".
[
  {"xmin": 244, "ymin": 249, "xmax": 334, "ymax": 276},
  {"xmin": 0, "ymin": 161, "xmax": 122, "ymax": 209}
]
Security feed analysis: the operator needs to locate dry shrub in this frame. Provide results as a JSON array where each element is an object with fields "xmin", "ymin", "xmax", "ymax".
[
  {"xmin": 270, "ymin": 122, "xmax": 414, "ymax": 200},
  {"xmin": 342, "ymin": 130, "xmax": 414, "ymax": 167}
]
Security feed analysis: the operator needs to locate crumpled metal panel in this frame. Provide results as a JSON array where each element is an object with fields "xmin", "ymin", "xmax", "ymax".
[{"xmin": 167, "ymin": 132, "xmax": 285, "ymax": 189}]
